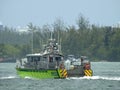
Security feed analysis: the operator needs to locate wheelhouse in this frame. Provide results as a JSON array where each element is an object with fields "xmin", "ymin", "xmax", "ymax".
[{"xmin": 24, "ymin": 53, "xmax": 63, "ymax": 70}]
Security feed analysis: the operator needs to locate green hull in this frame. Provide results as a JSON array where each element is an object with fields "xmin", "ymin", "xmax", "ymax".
[{"xmin": 16, "ymin": 68, "xmax": 60, "ymax": 79}]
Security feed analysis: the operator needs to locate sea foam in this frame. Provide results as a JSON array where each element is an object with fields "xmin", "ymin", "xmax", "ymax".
[
  {"xmin": 0, "ymin": 76, "xmax": 17, "ymax": 80},
  {"xmin": 67, "ymin": 76, "xmax": 120, "ymax": 81}
]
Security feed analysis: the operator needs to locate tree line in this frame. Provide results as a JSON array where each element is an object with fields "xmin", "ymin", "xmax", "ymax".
[{"xmin": 0, "ymin": 15, "xmax": 120, "ymax": 61}]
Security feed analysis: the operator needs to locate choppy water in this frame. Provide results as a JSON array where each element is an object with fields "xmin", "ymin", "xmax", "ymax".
[{"xmin": 0, "ymin": 62, "xmax": 120, "ymax": 90}]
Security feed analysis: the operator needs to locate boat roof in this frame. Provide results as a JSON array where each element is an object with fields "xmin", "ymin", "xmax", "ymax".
[
  {"xmin": 26, "ymin": 53, "xmax": 42, "ymax": 57},
  {"xmin": 26, "ymin": 53, "xmax": 63, "ymax": 57},
  {"xmin": 42, "ymin": 53, "xmax": 64, "ymax": 57}
]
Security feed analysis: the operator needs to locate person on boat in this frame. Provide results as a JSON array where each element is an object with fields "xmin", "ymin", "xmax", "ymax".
[
  {"xmin": 59, "ymin": 61, "xmax": 65, "ymax": 69},
  {"xmin": 81, "ymin": 57, "xmax": 84, "ymax": 66}
]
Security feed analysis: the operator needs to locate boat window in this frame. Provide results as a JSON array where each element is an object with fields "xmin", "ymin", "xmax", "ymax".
[
  {"xmin": 38, "ymin": 57, "xmax": 40, "ymax": 61},
  {"xmin": 49, "ymin": 57, "xmax": 53, "ymax": 62},
  {"xmin": 43, "ymin": 57, "xmax": 47, "ymax": 61},
  {"xmin": 33, "ymin": 56, "xmax": 40, "ymax": 61},
  {"xmin": 27, "ymin": 56, "xmax": 33, "ymax": 62},
  {"xmin": 55, "ymin": 57, "xmax": 61, "ymax": 66},
  {"xmin": 55, "ymin": 57, "xmax": 61, "ymax": 61}
]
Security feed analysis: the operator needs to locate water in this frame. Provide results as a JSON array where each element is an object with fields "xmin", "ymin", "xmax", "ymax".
[{"xmin": 0, "ymin": 62, "xmax": 120, "ymax": 90}]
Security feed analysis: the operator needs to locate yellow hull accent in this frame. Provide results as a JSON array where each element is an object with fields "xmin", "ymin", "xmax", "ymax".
[
  {"xmin": 59, "ymin": 69, "xmax": 68, "ymax": 78},
  {"xmin": 84, "ymin": 69, "xmax": 93, "ymax": 76}
]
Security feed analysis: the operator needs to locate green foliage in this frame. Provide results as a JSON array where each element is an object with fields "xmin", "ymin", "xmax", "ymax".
[
  {"xmin": 3, "ymin": 44, "xmax": 20, "ymax": 57},
  {"xmin": 0, "ymin": 16, "xmax": 120, "ymax": 61}
]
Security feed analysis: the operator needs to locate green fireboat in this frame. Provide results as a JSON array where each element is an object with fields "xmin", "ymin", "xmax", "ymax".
[{"xmin": 16, "ymin": 38, "xmax": 92, "ymax": 79}]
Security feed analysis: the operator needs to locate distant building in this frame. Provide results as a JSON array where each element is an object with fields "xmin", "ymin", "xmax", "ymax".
[
  {"xmin": 0, "ymin": 22, "xmax": 3, "ymax": 31},
  {"xmin": 112, "ymin": 21, "xmax": 120, "ymax": 28},
  {"xmin": 16, "ymin": 26, "xmax": 29, "ymax": 34}
]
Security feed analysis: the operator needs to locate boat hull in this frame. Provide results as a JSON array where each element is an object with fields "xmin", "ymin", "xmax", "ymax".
[
  {"xmin": 16, "ymin": 68, "xmax": 60, "ymax": 79},
  {"xmin": 67, "ymin": 66, "xmax": 85, "ymax": 77},
  {"xmin": 16, "ymin": 67, "xmax": 93, "ymax": 79}
]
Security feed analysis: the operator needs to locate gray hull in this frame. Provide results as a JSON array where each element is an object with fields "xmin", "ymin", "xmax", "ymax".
[{"xmin": 67, "ymin": 66, "xmax": 85, "ymax": 77}]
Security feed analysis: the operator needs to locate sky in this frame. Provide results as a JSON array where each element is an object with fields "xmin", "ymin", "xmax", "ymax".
[{"xmin": 0, "ymin": 0, "xmax": 120, "ymax": 28}]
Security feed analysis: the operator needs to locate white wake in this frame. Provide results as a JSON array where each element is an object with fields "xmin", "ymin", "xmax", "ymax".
[
  {"xmin": 0, "ymin": 76, "xmax": 17, "ymax": 80},
  {"xmin": 67, "ymin": 76, "xmax": 120, "ymax": 81}
]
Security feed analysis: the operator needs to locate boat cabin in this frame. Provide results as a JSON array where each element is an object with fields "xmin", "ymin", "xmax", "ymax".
[{"xmin": 21, "ymin": 53, "xmax": 63, "ymax": 70}]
